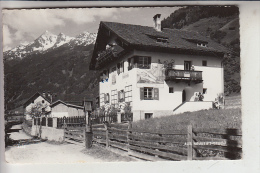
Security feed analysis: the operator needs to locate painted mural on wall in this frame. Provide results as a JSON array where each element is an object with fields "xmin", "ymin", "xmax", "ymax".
[{"xmin": 137, "ymin": 63, "xmax": 165, "ymax": 84}]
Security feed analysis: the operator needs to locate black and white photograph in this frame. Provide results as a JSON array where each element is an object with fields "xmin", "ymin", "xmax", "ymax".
[{"xmin": 2, "ymin": 5, "xmax": 245, "ymax": 164}]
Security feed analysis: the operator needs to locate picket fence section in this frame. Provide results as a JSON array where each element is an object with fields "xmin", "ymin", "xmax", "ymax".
[
  {"xmin": 92, "ymin": 123, "xmax": 242, "ymax": 161},
  {"xmin": 57, "ymin": 116, "xmax": 86, "ymax": 128},
  {"xmin": 64, "ymin": 127, "xmax": 86, "ymax": 147}
]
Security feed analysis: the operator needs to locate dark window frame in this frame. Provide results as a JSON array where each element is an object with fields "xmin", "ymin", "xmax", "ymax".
[
  {"xmin": 184, "ymin": 61, "xmax": 192, "ymax": 71},
  {"xmin": 169, "ymin": 87, "xmax": 174, "ymax": 93},
  {"xmin": 202, "ymin": 60, "xmax": 207, "ymax": 66},
  {"xmin": 145, "ymin": 113, "xmax": 153, "ymax": 119}
]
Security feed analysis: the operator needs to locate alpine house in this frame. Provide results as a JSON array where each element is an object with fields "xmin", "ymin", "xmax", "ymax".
[{"xmin": 90, "ymin": 14, "xmax": 228, "ymax": 121}]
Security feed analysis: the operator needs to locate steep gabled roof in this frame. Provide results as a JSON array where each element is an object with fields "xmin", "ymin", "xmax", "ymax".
[
  {"xmin": 23, "ymin": 92, "xmax": 51, "ymax": 108},
  {"xmin": 90, "ymin": 21, "xmax": 229, "ymax": 70},
  {"xmin": 50, "ymin": 100, "xmax": 84, "ymax": 109}
]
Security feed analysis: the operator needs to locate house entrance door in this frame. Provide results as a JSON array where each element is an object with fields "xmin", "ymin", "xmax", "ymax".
[{"xmin": 182, "ymin": 90, "xmax": 186, "ymax": 102}]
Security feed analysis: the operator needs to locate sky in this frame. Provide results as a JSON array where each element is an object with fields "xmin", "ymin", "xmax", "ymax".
[{"xmin": 2, "ymin": 7, "xmax": 180, "ymax": 51}]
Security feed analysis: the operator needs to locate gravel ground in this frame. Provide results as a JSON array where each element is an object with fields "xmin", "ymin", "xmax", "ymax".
[{"xmin": 5, "ymin": 125, "xmax": 103, "ymax": 164}]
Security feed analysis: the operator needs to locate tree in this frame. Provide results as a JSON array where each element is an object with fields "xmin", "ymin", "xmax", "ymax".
[{"xmin": 26, "ymin": 102, "xmax": 48, "ymax": 138}]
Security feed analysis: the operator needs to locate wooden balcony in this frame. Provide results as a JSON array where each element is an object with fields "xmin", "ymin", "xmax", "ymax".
[{"xmin": 165, "ymin": 69, "xmax": 203, "ymax": 83}]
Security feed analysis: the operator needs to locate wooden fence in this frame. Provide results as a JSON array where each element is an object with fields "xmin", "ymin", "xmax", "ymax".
[
  {"xmin": 64, "ymin": 127, "xmax": 86, "ymax": 147},
  {"xmin": 57, "ymin": 116, "xmax": 86, "ymax": 128},
  {"xmin": 92, "ymin": 123, "xmax": 242, "ymax": 161},
  {"xmin": 91, "ymin": 114, "xmax": 117, "ymax": 125},
  {"xmin": 91, "ymin": 113, "xmax": 133, "ymax": 125}
]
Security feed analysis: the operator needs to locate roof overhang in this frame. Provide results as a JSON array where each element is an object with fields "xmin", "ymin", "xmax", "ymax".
[
  {"xmin": 50, "ymin": 100, "xmax": 83, "ymax": 109},
  {"xmin": 23, "ymin": 92, "xmax": 51, "ymax": 108}
]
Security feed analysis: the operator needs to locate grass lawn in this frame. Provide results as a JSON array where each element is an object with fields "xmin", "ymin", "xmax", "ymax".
[{"xmin": 132, "ymin": 108, "xmax": 241, "ymax": 134}]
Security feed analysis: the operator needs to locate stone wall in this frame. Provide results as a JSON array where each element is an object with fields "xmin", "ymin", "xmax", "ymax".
[
  {"xmin": 31, "ymin": 118, "xmax": 64, "ymax": 142},
  {"xmin": 31, "ymin": 125, "xmax": 64, "ymax": 142}
]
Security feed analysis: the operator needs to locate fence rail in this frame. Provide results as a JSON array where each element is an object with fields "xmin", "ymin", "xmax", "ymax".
[
  {"xmin": 91, "ymin": 112, "xmax": 133, "ymax": 125},
  {"xmin": 64, "ymin": 127, "xmax": 86, "ymax": 146},
  {"xmin": 92, "ymin": 123, "xmax": 242, "ymax": 161}
]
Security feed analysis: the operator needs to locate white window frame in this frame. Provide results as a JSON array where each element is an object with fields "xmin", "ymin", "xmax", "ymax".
[
  {"xmin": 144, "ymin": 87, "xmax": 153, "ymax": 100},
  {"xmin": 125, "ymin": 85, "xmax": 132, "ymax": 102},
  {"xmin": 111, "ymin": 90, "xmax": 118, "ymax": 105}
]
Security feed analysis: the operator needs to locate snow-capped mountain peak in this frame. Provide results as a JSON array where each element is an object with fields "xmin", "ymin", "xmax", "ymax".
[
  {"xmin": 53, "ymin": 33, "xmax": 73, "ymax": 48},
  {"xmin": 70, "ymin": 32, "xmax": 97, "ymax": 46},
  {"xmin": 3, "ymin": 31, "xmax": 97, "ymax": 61}
]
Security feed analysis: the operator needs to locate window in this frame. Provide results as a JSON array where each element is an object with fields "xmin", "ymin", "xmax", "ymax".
[
  {"xmin": 202, "ymin": 60, "xmax": 207, "ymax": 66},
  {"xmin": 145, "ymin": 113, "xmax": 153, "ymax": 119},
  {"xmin": 125, "ymin": 85, "xmax": 132, "ymax": 102},
  {"xmin": 140, "ymin": 87, "xmax": 159, "ymax": 100},
  {"xmin": 117, "ymin": 61, "xmax": 124, "ymax": 74},
  {"xmin": 128, "ymin": 58, "xmax": 134, "ymax": 71},
  {"xmin": 42, "ymin": 100, "xmax": 45, "ymax": 104},
  {"xmin": 31, "ymin": 100, "xmax": 34, "ymax": 104},
  {"xmin": 118, "ymin": 90, "xmax": 125, "ymax": 102},
  {"xmin": 105, "ymin": 93, "xmax": 110, "ymax": 103},
  {"xmin": 42, "ymin": 108, "xmax": 45, "ymax": 112},
  {"xmin": 203, "ymin": 88, "xmax": 207, "ymax": 94},
  {"xmin": 136, "ymin": 56, "xmax": 151, "ymax": 69},
  {"xmin": 169, "ymin": 87, "xmax": 174, "ymax": 93},
  {"xmin": 139, "ymin": 57, "xmax": 148, "ymax": 67},
  {"xmin": 197, "ymin": 43, "xmax": 208, "ymax": 47},
  {"xmin": 184, "ymin": 61, "xmax": 192, "ymax": 71},
  {"xmin": 120, "ymin": 61, "xmax": 124, "ymax": 73},
  {"xmin": 96, "ymin": 96, "xmax": 99, "ymax": 108},
  {"xmin": 156, "ymin": 38, "xmax": 168, "ymax": 43},
  {"xmin": 111, "ymin": 90, "xmax": 118, "ymax": 104},
  {"xmin": 100, "ymin": 93, "xmax": 105, "ymax": 106},
  {"xmin": 144, "ymin": 88, "xmax": 153, "ymax": 100}
]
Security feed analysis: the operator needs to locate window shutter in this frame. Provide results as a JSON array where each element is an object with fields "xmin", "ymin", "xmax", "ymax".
[
  {"xmin": 140, "ymin": 88, "xmax": 144, "ymax": 100},
  {"xmin": 107, "ymin": 94, "xmax": 110, "ymax": 103},
  {"xmin": 104, "ymin": 93, "xmax": 107, "ymax": 103},
  {"xmin": 148, "ymin": 57, "xmax": 151, "ymax": 68},
  {"xmin": 122, "ymin": 90, "xmax": 125, "ymax": 101},
  {"xmin": 118, "ymin": 91, "xmax": 121, "ymax": 102},
  {"xmin": 154, "ymin": 88, "xmax": 159, "ymax": 100}
]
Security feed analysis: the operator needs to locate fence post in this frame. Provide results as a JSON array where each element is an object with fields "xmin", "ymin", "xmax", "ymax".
[
  {"xmin": 117, "ymin": 112, "xmax": 121, "ymax": 123},
  {"xmin": 127, "ymin": 121, "xmax": 132, "ymax": 154},
  {"xmin": 104, "ymin": 122, "xmax": 109, "ymax": 148},
  {"xmin": 53, "ymin": 118, "xmax": 57, "ymax": 128},
  {"xmin": 187, "ymin": 125, "xmax": 193, "ymax": 160}
]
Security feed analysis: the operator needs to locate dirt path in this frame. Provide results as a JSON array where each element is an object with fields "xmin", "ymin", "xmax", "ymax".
[
  {"xmin": 5, "ymin": 125, "xmax": 103, "ymax": 163},
  {"xmin": 9, "ymin": 124, "xmax": 31, "ymax": 140}
]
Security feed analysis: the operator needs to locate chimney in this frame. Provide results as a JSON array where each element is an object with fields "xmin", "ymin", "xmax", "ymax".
[
  {"xmin": 42, "ymin": 92, "xmax": 46, "ymax": 98},
  {"xmin": 153, "ymin": 14, "xmax": 161, "ymax": 31}
]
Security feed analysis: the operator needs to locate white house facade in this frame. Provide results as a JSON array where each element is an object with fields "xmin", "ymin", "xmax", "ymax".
[
  {"xmin": 90, "ymin": 14, "xmax": 228, "ymax": 121},
  {"xmin": 23, "ymin": 92, "xmax": 51, "ymax": 120},
  {"xmin": 50, "ymin": 100, "xmax": 85, "ymax": 118}
]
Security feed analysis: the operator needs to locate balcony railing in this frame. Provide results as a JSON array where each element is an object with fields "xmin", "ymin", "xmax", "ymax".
[{"xmin": 165, "ymin": 69, "xmax": 203, "ymax": 83}]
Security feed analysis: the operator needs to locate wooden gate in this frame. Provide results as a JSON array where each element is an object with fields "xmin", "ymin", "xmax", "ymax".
[{"xmin": 64, "ymin": 127, "xmax": 86, "ymax": 147}]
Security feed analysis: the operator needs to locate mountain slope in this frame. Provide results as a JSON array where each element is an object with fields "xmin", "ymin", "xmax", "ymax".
[{"xmin": 4, "ymin": 32, "xmax": 99, "ymax": 110}]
